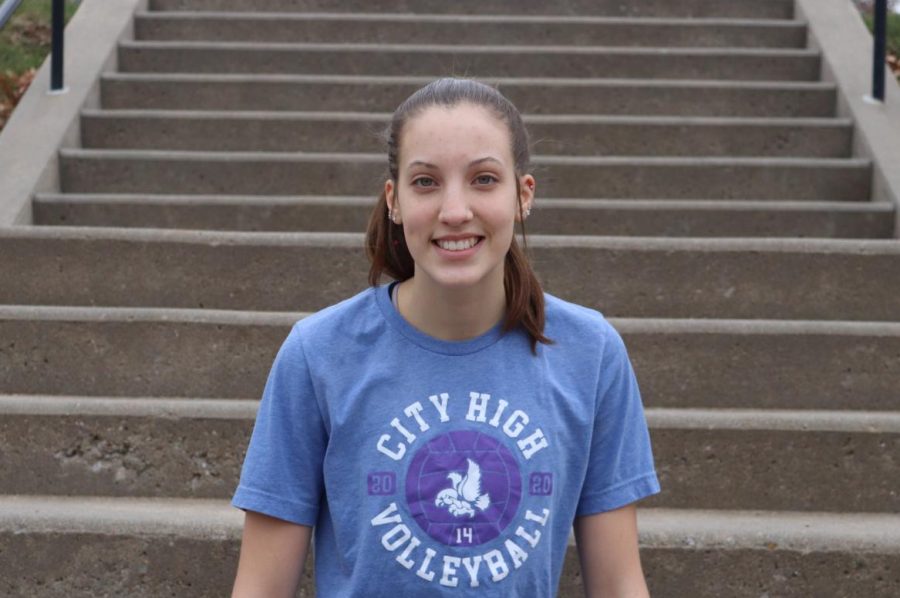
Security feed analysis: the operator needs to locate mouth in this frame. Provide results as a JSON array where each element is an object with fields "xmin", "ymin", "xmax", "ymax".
[{"xmin": 432, "ymin": 237, "xmax": 483, "ymax": 252}]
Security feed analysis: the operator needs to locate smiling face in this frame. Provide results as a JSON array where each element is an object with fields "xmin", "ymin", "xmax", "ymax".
[{"xmin": 385, "ymin": 102, "xmax": 534, "ymax": 295}]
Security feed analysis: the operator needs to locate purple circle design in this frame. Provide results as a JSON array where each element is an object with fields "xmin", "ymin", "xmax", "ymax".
[{"xmin": 405, "ymin": 430, "xmax": 522, "ymax": 547}]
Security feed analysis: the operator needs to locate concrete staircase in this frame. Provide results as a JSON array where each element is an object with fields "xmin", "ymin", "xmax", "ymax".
[{"xmin": 2, "ymin": 0, "xmax": 899, "ymax": 596}]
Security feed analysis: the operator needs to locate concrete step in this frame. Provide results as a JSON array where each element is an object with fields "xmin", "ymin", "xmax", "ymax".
[
  {"xmin": 0, "ymin": 396, "xmax": 255, "ymax": 500},
  {"xmin": 0, "ymin": 495, "xmax": 248, "ymax": 598},
  {"xmin": 2, "ymin": 496, "xmax": 898, "ymax": 597},
  {"xmin": 4, "ymin": 228, "xmax": 898, "ymax": 319},
  {"xmin": 134, "ymin": 13, "xmax": 809, "ymax": 48},
  {"xmin": 0, "ymin": 307, "xmax": 292, "ymax": 400},
  {"xmin": 645, "ymin": 408, "xmax": 900, "ymax": 512},
  {"xmin": 59, "ymin": 150, "xmax": 871, "ymax": 201},
  {"xmin": 32, "ymin": 194, "xmax": 896, "ymax": 239},
  {"xmin": 0, "ymin": 306, "xmax": 897, "ymax": 409},
  {"xmin": 99, "ymin": 74, "xmax": 838, "ymax": 117},
  {"xmin": 116, "ymin": 42, "xmax": 821, "ymax": 82},
  {"xmin": 3, "ymin": 395, "xmax": 898, "ymax": 512},
  {"xmin": 79, "ymin": 111, "xmax": 854, "ymax": 158},
  {"xmin": 635, "ymin": 509, "xmax": 900, "ymax": 598},
  {"xmin": 147, "ymin": 0, "xmax": 795, "ymax": 20}
]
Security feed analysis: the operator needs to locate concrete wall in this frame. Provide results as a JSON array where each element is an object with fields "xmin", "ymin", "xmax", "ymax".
[
  {"xmin": 0, "ymin": 0, "xmax": 145, "ymax": 226},
  {"xmin": 797, "ymin": 0, "xmax": 900, "ymax": 236}
]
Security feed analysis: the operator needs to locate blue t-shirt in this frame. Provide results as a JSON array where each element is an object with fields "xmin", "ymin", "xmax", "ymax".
[{"xmin": 232, "ymin": 283, "xmax": 660, "ymax": 597}]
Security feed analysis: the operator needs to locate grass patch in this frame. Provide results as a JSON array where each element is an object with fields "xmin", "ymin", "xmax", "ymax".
[
  {"xmin": 0, "ymin": 0, "xmax": 80, "ymax": 128},
  {"xmin": 862, "ymin": 12, "xmax": 900, "ymax": 54},
  {"xmin": 0, "ymin": 0, "xmax": 80, "ymax": 74}
]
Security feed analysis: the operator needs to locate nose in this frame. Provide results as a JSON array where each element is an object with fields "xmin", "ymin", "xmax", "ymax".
[{"xmin": 438, "ymin": 184, "xmax": 473, "ymax": 226}]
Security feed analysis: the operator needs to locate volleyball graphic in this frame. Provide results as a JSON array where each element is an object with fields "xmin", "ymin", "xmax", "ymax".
[{"xmin": 405, "ymin": 430, "xmax": 522, "ymax": 546}]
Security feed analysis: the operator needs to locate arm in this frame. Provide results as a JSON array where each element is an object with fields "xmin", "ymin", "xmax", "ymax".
[
  {"xmin": 573, "ymin": 504, "xmax": 650, "ymax": 598},
  {"xmin": 231, "ymin": 510, "xmax": 312, "ymax": 598},
  {"xmin": 231, "ymin": 324, "xmax": 327, "ymax": 596}
]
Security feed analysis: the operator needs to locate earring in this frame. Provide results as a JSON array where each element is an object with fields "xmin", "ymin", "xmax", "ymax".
[
  {"xmin": 389, "ymin": 208, "xmax": 400, "ymax": 224},
  {"xmin": 524, "ymin": 207, "xmax": 531, "ymax": 218}
]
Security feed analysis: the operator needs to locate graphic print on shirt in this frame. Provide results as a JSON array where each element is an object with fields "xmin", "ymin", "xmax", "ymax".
[
  {"xmin": 434, "ymin": 456, "xmax": 492, "ymax": 518},
  {"xmin": 408, "ymin": 431, "xmax": 519, "ymax": 546},
  {"xmin": 368, "ymin": 390, "xmax": 552, "ymax": 589}
]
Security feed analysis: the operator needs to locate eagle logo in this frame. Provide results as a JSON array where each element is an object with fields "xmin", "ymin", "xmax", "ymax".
[{"xmin": 434, "ymin": 458, "xmax": 491, "ymax": 518}]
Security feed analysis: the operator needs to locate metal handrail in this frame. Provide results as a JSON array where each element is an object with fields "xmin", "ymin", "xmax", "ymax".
[
  {"xmin": 872, "ymin": 0, "xmax": 888, "ymax": 102},
  {"xmin": 0, "ymin": 0, "xmax": 23, "ymax": 29},
  {"xmin": 0, "ymin": 0, "xmax": 66, "ymax": 93}
]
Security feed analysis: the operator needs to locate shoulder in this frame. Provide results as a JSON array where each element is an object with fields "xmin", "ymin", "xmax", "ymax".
[
  {"xmin": 540, "ymin": 295, "xmax": 636, "ymax": 411},
  {"xmin": 541, "ymin": 293, "xmax": 632, "ymax": 379},
  {"xmin": 543, "ymin": 292, "xmax": 625, "ymax": 355},
  {"xmin": 286, "ymin": 286, "xmax": 384, "ymax": 354}
]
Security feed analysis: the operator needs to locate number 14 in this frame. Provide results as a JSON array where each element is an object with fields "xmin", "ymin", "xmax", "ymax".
[{"xmin": 455, "ymin": 527, "xmax": 473, "ymax": 544}]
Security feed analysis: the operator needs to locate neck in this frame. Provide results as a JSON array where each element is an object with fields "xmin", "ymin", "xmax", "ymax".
[{"xmin": 397, "ymin": 275, "xmax": 506, "ymax": 341}]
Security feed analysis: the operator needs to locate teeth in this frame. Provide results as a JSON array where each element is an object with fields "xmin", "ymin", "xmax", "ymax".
[{"xmin": 437, "ymin": 237, "xmax": 478, "ymax": 251}]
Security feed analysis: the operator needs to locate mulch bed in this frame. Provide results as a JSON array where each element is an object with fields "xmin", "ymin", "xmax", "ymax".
[{"xmin": 0, "ymin": 68, "xmax": 37, "ymax": 129}]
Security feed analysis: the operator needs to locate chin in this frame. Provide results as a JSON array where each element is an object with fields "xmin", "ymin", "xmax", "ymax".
[{"xmin": 422, "ymin": 267, "xmax": 506, "ymax": 292}]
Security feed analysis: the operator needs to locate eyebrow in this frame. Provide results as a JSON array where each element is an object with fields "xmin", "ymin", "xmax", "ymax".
[{"xmin": 406, "ymin": 156, "xmax": 504, "ymax": 170}]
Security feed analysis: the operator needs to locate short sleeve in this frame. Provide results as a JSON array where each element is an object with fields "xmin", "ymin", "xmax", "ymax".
[
  {"xmin": 576, "ymin": 324, "xmax": 660, "ymax": 516},
  {"xmin": 231, "ymin": 323, "xmax": 328, "ymax": 527}
]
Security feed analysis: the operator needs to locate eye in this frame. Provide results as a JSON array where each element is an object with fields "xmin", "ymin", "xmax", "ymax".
[
  {"xmin": 474, "ymin": 174, "xmax": 498, "ymax": 185},
  {"xmin": 412, "ymin": 177, "xmax": 436, "ymax": 188}
]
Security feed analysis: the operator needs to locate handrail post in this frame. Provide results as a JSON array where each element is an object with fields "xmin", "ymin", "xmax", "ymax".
[
  {"xmin": 49, "ymin": 0, "xmax": 66, "ymax": 94},
  {"xmin": 871, "ymin": 0, "xmax": 887, "ymax": 102}
]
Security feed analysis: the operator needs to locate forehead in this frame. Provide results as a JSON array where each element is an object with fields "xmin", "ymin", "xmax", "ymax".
[{"xmin": 400, "ymin": 103, "xmax": 512, "ymax": 168}]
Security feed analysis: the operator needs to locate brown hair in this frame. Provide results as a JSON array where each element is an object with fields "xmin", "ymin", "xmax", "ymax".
[{"xmin": 365, "ymin": 77, "xmax": 552, "ymax": 354}]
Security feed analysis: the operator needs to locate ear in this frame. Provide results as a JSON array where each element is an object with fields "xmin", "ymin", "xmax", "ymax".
[
  {"xmin": 516, "ymin": 174, "xmax": 535, "ymax": 222},
  {"xmin": 385, "ymin": 179, "xmax": 401, "ymax": 224}
]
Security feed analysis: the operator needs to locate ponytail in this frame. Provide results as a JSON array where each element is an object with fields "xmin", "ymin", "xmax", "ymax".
[{"xmin": 502, "ymin": 237, "xmax": 552, "ymax": 354}]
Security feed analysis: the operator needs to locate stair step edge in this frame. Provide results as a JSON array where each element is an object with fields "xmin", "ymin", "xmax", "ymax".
[
  {"xmin": 34, "ymin": 193, "xmax": 893, "ymax": 212},
  {"xmin": 2, "ymin": 395, "xmax": 899, "ymax": 432},
  {"xmin": 2, "ymin": 305, "xmax": 899, "ymax": 335},
  {"xmin": 2, "ymin": 496, "xmax": 898, "ymax": 553},
  {"xmin": 135, "ymin": 11, "xmax": 809, "ymax": 28}
]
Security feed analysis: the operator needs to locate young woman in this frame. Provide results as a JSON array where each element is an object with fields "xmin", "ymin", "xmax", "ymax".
[{"xmin": 231, "ymin": 78, "xmax": 660, "ymax": 597}]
